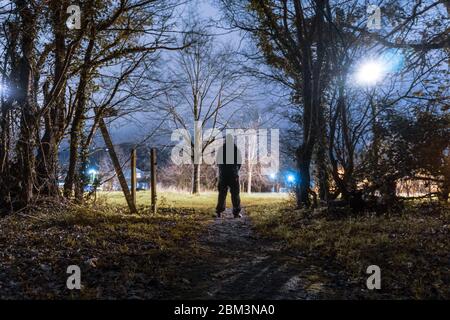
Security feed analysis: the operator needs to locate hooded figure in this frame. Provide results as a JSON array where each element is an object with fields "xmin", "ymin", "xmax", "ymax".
[{"xmin": 215, "ymin": 134, "xmax": 242, "ymax": 218}]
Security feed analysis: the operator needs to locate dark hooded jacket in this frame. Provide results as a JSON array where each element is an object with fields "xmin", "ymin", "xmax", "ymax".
[{"xmin": 216, "ymin": 141, "xmax": 242, "ymax": 178}]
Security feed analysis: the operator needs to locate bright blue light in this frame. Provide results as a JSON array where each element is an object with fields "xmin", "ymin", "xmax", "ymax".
[
  {"xmin": 88, "ymin": 169, "xmax": 98, "ymax": 175},
  {"xmin": 287, "ymin": 174, "xmax": 295, "ymax": 183},
  {"xmin": 382, "ymin": 49, "xmax": 405, "ymax": 73},
  {"xmin": 269, "ymin": 173, "xmax": 277, "ymax": 180},
  {"xmin": 355, "ymin": 50, "xmax": 405, "ymax": 86}
]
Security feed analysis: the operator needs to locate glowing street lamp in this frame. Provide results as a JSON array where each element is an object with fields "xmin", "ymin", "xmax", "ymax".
[
  {"xmin": 355, "ymin": 60, "xmax": 385, "ymax": 86},
  {"xmin": 285, "ymin": 174, "xmax": 297, "ymax": 191},
  {"xmin": 88, "ymin": 168, "xmax": 98, "ymax": 183},
  {"xmin": 269, "ymin": 173, "xmax": 278, "ymax": 192}
]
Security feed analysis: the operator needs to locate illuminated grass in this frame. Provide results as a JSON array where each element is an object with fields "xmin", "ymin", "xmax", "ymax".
[{"xmin": 98, "ymin": 191, "xmax": 288, "ymax": 212}]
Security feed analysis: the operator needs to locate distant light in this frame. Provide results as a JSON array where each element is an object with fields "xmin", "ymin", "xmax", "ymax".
[
  {"xmin": 88, "ymin": 169, "xmax": 98, "ymax": 175},
  {"xmin": 287, "ymin": 174, "xmax": 295, "ymax": 183},
  {"xmin": 269, "ymin": 173, "xmax": 277, "ymax": 180},
  {"xmin": 355, "ymin": 60, "xmax": 385, "ymax": 85}
]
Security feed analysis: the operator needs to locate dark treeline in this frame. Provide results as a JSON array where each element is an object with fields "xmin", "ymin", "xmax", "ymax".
[
  {"xmin": 0, "ymin": 0, "xmax": 185, "ymax": 212},
  {"xmin": 221, "ymin": 0, "xmax": 450, "ymax": 209}
]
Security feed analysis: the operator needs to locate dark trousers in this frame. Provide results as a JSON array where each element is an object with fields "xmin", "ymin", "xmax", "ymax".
[{"xmin": 216, "ymin": 175, "xmax": 241, "ymax": 214}]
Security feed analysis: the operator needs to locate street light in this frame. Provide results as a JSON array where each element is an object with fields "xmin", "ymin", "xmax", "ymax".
[
  {"xmin": 355, "ymin": 60, "xmax": 385, "ymax": 86},
  {"xmin": 269, "ymin": 173, "xmax": 277, "ymax": 192},
  {"xmin": 88, "ymin": 168, "xmax": 98, "ymax": 183}
]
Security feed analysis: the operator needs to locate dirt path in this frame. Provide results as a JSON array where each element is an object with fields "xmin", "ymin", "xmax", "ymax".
[{"xmin": 160, "ymin": 209, "xmax": 356, "ymax": 299}]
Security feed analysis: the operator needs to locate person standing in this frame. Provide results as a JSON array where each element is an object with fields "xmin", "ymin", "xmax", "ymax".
[{"xmin": 215, "ymin": 134, "xmax": 242, "ymax": 218}]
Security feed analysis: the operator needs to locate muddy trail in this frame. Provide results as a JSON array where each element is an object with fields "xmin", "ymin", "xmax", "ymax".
[{"xmin": 159, "ymin": 209, "xmax": 359, "ymax": 300}]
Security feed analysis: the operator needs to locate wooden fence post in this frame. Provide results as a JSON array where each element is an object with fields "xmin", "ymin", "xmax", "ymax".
[
  {"xmin": 131, "ymin": 148, "xmax": 137, "ymax": 208},
  {"xmin": 150, "ymin": 148, "xmax": 157, "ymax": 213},
  {"xmin": 98, "ymin": 118, "xmax": 137, "ymax": 214}
]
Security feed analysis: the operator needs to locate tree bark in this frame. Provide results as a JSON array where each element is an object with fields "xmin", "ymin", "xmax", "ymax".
[
  {"xmin": 14, "ymin": 0, "xmax": 37, "ymax": 209},
  {"xmin": 64, "ymin": 38, "xmax": 94, "ymax": 198},
  {"xmin": 37, "ymin": 0, "xmax": 67, "ymax": 197},
  {"xmin": 316, "ymin": 106, "xmax": 329, "ymax": 203},
  {"xmin": 150, "ymin": 148, "xmax": 157, "ymax": 213},
  {"xmin": 247, "ymin": 162, "xmax": 252, "ymax": 194},
  {"xmin": 192, "ymin": 163, "xmax": 200, "ymax": 194},
  {"xmin": 296, "ymin": 146, "xmax": 313, "ymax": 207}
]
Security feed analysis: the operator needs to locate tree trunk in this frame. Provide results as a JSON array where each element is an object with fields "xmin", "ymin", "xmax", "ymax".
[
  {"xmin": 247, "ymin": 162, "xmax": 252, "ymax": 194},
  {"xmin": 316, "ymin": 108, "xmax": 329, "ymax": 203},
  {"xmin": 296, "ymin": 147, "xmax": 312, "ymax": 207},
  {"xmin": 74, "ymin": 134, "xmax": 88, "ymax": 203},
  {"xmin": 37, "ymin": 0, "xmax": 67, "ymax": 197},
  {"xmin": 150, "ymin": 148, "xmax": 157, "ymax": 213},
  {"xmin": 379, "ymin": 177, "xmax": 397, "ymax": 208},
  {"xmin": 14, "ymin": 0, "xmax": 37, "ymax": 209},
  {"xmin": 192, "ymin": 163, "xmax": 200, "ymax": 194},
  {"xmin": 316, "ymin": 146, "xmax": 329, "ymax": 203},
  {"xmin": 0, "ymin": 29, "xmax": 14, "ymax": 177},
  {"xmin": 370, "ymin": 98, "xmax": 381, "ymax": 196},
  {"xmin": 64, "ymin": 38, "xmax": 94, "ymax": 198},
  {"xmin": 63, "ymin": 91, "xmax": 86, "ymax": 198}
]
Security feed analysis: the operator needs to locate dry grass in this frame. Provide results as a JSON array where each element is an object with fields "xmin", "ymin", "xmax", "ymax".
[
  {"xmin": 0, "ymin": 191, "xmax": 287, "ymax": 299},
  {"xmin": 246, "ymin": 201, "xmax": 450, "ymax": 299},
  {"xmin": 5, "ymin": 190, "xmax": 443, "ymax": 299}
]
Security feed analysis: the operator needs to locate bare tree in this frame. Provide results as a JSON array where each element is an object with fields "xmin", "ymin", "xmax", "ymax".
[
  {"xmin": 0, "ymin": 0, "xmax": 185, "ymax": 212},
  {"xmin": 222, "ymin": 0, "xmax": 333, "ymax": 206},
  {"xmin": 159, "ymin": 25, "xmax": 247, "ymax": 194},
  {"xmin": 63, "ymin": 0, "xmax": 185, "ymax": 200}
]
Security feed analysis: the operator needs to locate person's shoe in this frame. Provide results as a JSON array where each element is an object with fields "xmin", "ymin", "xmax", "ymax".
[
  {"xmin": 233, "ymin": 211, "xmax": 242, "ymax": 218},
  {"xmin": 216, "ymin": 212, "xmax": 223, "ymax": 218}
]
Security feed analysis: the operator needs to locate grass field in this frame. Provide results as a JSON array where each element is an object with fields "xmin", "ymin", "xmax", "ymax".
[
  {"xmin": 98, "ymin": 190, "xmax": 289, "ymax": 213},
  {"xmin": 246, "ymin": 201, "xmax": 450, "ymax": 299},
  {"xmin": 99, "ymin": 190, "xmax": 449, "ymax": 298},
  {"xmin": 0, "ymin": 190, "xmax": 447, "ymax": 299},
  {"xmin": 0, "ymin": 191, "xmax": 288, "ymax": 299}
]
